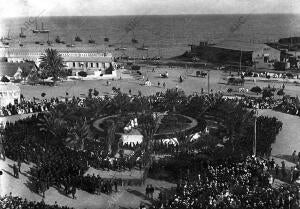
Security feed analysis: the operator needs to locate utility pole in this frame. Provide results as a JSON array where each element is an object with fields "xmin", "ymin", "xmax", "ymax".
[
  {"xmin": 253, "ymin": 108, "xmax": 258, "ymax": 157},
  {"xmin": 207, "ymin": 64, "xmax": 210, "ymax": 94},
  {"xmin": 239, "ymin": 49, "xmax": 242, "ymax": 76}
]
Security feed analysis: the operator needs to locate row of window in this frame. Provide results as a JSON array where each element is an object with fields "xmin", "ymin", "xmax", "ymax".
[
  {"xmin": 71, "ymin": 62, "xmax": 110, "ymax": 68},
  {"xmin": 0, "ymin": 92, "xmax": 19, "ymax": 97}
]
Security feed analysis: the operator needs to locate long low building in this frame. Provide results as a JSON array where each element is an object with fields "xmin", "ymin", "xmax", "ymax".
[{"xmin": 0, "ymin": 48, "xmax": 118, "ymax": 79}]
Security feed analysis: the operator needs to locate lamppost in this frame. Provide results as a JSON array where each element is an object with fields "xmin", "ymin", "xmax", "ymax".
[{"xmin": 253, "ymin": 106, "xmax": 258, "ymax": 157}]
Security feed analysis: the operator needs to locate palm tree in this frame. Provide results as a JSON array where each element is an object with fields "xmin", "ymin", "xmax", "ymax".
[
  {"xmin": 39, "ymin": 48, "xmax": 65, "ymax": 83},
  {"xmin": 163, "ymin": 88, "xmax": 186, "ymax": 112},
  {"xmin": 67, "ymin": 117, "xmax": 89, "ymax": 150},
  {"xmin": 138, "ymin": 111, "xmax": 159, "ymax": 152},
  {"xmin": 37, "ymin": 111, "xmax": 68, "ymax": 145},
  {"xmin": 104, "ymin": 119, "xmax": 116, "ymax": 155}
]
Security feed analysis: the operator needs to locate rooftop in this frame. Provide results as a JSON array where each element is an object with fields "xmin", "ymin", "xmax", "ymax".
[{"xmin": 207, "ymin": 41, "xmax": 279, "ymax": 52}]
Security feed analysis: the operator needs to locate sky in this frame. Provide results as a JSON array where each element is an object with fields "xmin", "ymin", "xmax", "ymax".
[{"xmin": 0, "ymin": 0, "xmax": 300, "ymax": 18}]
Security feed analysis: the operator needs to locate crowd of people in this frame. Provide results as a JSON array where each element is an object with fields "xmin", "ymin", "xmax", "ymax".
[
  {"xmin": 225, "ymin": 96, "xmax": 282, "ymax": 110},
  {"xmin": 0, "ymin": 194, "xmax": 73, "ymax": 209},
  {"xmin": 155, "ymin": 156, "xmax": 299, "ymax": 209},
  {"xmin": 0, "ymin": 97, "xmax": 57, "ymax": 116},
  {"xmin": 4, "ymin": 135, "xmax": 146, "ymax": 196}
]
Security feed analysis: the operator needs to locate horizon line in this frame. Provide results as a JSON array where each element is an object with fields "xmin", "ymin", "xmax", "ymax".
[{"xmin": 2, "ymin": 12, "xmax": 300, "ymax": 19}]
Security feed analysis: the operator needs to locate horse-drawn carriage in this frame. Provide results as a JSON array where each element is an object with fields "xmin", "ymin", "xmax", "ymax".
[
  {"xmin": 160, "ymin": 72, "xmax": 169, "ymax": 78},
  {"xmin": 196, "ymin": 71, "xmax": 207, "ymax": 78}
]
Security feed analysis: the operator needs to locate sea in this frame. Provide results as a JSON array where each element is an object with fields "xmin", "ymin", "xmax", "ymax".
[{"xmin": 1, "ymin": 14, "xmax": 300, "ymax": 58}]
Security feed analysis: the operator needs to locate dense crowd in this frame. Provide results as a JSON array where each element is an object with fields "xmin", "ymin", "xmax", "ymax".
[
  {"xmin": 155, "ymin": 156, "xmax": 300, "ymax": 209},
  {"xmin": 225, "ymin": 96, "xmax": 281, "ymax": 110},
  {"xmin": 4, "ymin": 133, "xmax": 146, "ymax": 196},
  {"xmin": 0, "ymin": 194, "xmax": 73, "ymax": 209}
]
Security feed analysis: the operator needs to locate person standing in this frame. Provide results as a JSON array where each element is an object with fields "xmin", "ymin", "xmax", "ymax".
[
  {"xmin": 17, "ymin": 157, "xmax": 21, "ymax": 173},
  {"xmin": 71, "ymin": 186, "xmax": 76, "ymax": 199},
  {"xmin": 292, "ymin": 150, "xmax": 297, "ymax": 162},
  {"xmin": 146, "ymin": 185, "xmax": 150, "ymax": 199},
  {"xmin": 13, "ymin": 164, "xmax": 19, "ymax": 178},
  {"xmin": 114, "ymin": 179, "xmax": 118, "ymax": 192},
  {"xmin": 150, "ymin": 184, "xmax": 154, "ymax": 200},
  {"xmin": 163, "ymin": 82, "xmax": 166, "ymax": 89}
]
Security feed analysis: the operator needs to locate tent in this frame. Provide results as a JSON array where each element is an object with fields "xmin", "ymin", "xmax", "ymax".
[{"xmin": 121, "ymin": 134, "xmax": 143, "ymax": 145}]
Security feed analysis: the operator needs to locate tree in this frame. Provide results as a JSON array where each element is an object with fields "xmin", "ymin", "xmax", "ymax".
[
  {"xmin": 104, "ymin": 119, "xmax": 116, "ymax": 155},
  {"xmin": 78, "ymin": 71, "xmax": 87, "ymax": 77},
  {"xmin": 1, "ymin": 76, "xmax": 9, "ymax": 82},
  {"xmin": 67, "ymin": 117, "xmax": 89, "ymax": 150},
  {"xmin": 138, "ymin": 111, "xmax": 159, "ymax": 152},
  {"xmin": 93, "ymin": 89, "xmax": 99, "ymax": 97},
  {"xmin": 37, "ymin": 111, "xmax": 68, "ymax": 145},
  {"xmin": 21, "ymin": 68, "xmax": 31, "ymax": 81},
  {"xmin": 164, "ymin": 88, "xmax": 186, "ymax": 112},
  {"xmin": 39, "ymin": 48, "xmax": 65, "ymax": 82},
  {"xmin": 277, "ymin": 89, "xmax": 285, "ymax": 96},
  {"xmin": 262, "ymin": 88, "xmax": 274, "ymax": 99},
  {"xmin": 250, "ymin": 86, "xmax": 262, "ymax": 94}
]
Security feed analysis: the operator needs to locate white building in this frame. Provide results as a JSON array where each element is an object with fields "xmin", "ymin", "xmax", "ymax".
[
  {"xmin": 1, "ymin": 49, "xmax": 117, "ymax": 79},
  {"xmin": 0, "ymin": 83, "xmax": 20, "ymax": 107}
]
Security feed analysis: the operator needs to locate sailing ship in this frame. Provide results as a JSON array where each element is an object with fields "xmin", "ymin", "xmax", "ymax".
[
  {"xmin": 66, "ymin": 43, "xmax": 75, "ymax": 47},
  {"xmin": 19, "ymin": 28, "xmax": 26, "ymax": 38},
  {"xmin": 75, "ymin": 34, "xmax": 82, "ymax": 42},
  {"xmin": 88, "ymin": 35, "xmax": 95, "ymax": 44},
  {"xmin": 32, "ymin": 19, "xmax": 49, "ymax": 33}
]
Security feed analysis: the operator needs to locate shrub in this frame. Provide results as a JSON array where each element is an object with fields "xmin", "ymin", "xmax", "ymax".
[
  {"xmin": 250, "ymin": 86, "xmax": 262, "ymax": 94},
  {"xmin": 262, "ymin": 88, "xmax": 274, "ymax": 98},
  {"xmin": 277, "ymin": 89, "xmax": 285, "ymax": 96},
  {"xmin": 227, "ymin": 88, "xmax": 233, "ymax": 93},
  {"xmin": 78, "ymin": 71, "xmax": 87, "ymax": 77}
]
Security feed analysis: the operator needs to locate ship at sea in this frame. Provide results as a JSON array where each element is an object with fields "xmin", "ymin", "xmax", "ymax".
[{"xmin": 32, "ymin": 19, "xmax": 50, "ymax": 33}]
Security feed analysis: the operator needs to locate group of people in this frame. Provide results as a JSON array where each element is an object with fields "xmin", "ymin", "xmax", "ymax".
[
  {"xmin": 225, "ymin": 96, "xmax": 281, "ymax": 110},
  {"xmin": 155, "ymin": 156, "xmax": 299, "ymax": 209},
  {"xmin": 0, "ymin": 99, "xmax": 52, "ymax": 116},
  {"xmin": 0, "ymin": 194, "xmax": 73, "ymax": 209}
]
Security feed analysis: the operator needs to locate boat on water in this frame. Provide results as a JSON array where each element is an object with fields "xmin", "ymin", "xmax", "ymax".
[
  {"xmin": 132, "ymin": 38, "xmax": 138, "ymax": 44},
  {"xmin": 88, "ymin": 35, "xmax": 95, "ymax": 44},
  {"xmin": 108, "ymin": 44, "xmax": 114, "ymax": 47},
  {"xmin": 75, "ymin": 35, "xmax": 82, "ymax": 42},
  {"xmin": 32, "ymin": 20, "xmax": 49, "ymax": 33},
  {"xmin": 137, "ymin": 44, "xmax": 149, "ymax": 50},
  {"xmin": 66, "ymin": 44, "xmax": 75, "ymax": 47},
  {"xmin": 47, "ymin": 33, "xmax": 53, "ymax": 46},
  {"xmin": 19, "ymin": 28, "xmax": 26, "ymax": 38},
  {"xmin": 104, "ymin": 37, "xmax": 109, "ymax": 42},
  {"xmin": 115, "ymin": 47, "xmax": 127, "ymax": 51}
]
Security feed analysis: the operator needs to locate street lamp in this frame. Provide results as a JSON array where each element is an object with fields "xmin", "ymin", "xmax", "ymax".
[{"xmin": 253, "ymin": 106, "xmax": 258, "ymax": 157}]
